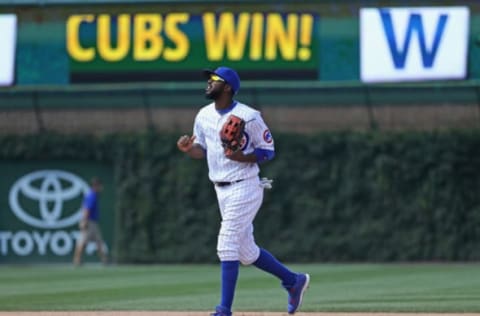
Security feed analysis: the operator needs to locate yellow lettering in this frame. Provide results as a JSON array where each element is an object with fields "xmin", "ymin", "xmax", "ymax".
[
  {"xmin": 68, "ymin": 12, "xmax": 312, "ymax": 65},
  {"xmin": 163, "ymin": 13, "xmax": 190, "ymax": 61},
  {"xmin": 298, "ymin": 14, "xmax": 313, "ymax": 61},
  {"xmin": 133, "ymin": 14, "xmax": 162, "ymax": 61},
  {"xmin": 98, "ymin": 14, "xmax": 130, "ymax": 62},
  {"xmin": 66, "ymin": 15, "xmax": 95, "ymax": 62},
  {"xmin": 203, "ymin": 12, "xmax": 249, "ymax": 61},
  {"xmin": 249, "ymin": 13, "xmax": 263, "ymax": 60},
  {"xmin": 265, "ymin": 13, "xmax": 298, "ymax": 61}
]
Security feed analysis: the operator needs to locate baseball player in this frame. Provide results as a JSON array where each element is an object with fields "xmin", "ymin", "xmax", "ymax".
[{"xmin": 177, "ymin": 66, "xmax": 309, "ymax": 316}]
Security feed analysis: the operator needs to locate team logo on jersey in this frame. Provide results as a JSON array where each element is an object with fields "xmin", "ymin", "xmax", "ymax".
[
  {"xmin": 263, "ymin": 129, "xmax": 273, "ymax": 143},
  {"xmin": 240, "ymin": 132, "xmax": 249, "ymax": 151}
]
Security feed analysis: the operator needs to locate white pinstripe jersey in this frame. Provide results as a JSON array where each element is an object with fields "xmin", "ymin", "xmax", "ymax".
[{"xmin": 193, "ymin": 101, "xmax": 274, "ymax": 182}]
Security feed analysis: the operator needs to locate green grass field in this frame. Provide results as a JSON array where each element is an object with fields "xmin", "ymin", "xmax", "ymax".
[{"xmin": 0, "ymin": 263, "xmax": 479, "ymax": 313}]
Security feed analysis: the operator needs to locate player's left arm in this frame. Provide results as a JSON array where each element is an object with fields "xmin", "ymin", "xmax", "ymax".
[
  {"xmin": 226, "ymin": 113, "xmax": 275, "ymax": 163},
  {"xmin": 225, "ymin": 150, "xmax": 257, "ymax": 162}
]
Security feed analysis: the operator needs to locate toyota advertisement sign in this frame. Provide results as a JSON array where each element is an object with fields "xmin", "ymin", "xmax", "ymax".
[
  {"xmin": 0, "ymin": 164, "xmax": 113, "ymax": 263},
  {"xmin": 9, "ymin": 170, "xmax": 88, "ymax": 229}
]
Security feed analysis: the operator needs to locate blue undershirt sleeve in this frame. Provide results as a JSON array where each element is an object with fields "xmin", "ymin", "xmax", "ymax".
[{"xmin": 254, "ymin": 148, "xmax": 275, "ymax": 163}]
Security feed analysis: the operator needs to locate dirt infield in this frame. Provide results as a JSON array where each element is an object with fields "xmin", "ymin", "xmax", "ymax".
[{"xmin": 1, "ymin": 313, "xmax": 479, "ymax": 316}]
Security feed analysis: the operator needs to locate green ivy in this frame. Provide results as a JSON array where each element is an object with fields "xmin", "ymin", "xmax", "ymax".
[{"xmin": 1, "ymin": 130, "xmax": 479, "ymax": 262}]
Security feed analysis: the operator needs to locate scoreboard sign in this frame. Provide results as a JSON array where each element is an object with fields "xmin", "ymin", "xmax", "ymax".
[{"xmin": 67, "ymin": 12, "xmax": 319, "ymax": 82}]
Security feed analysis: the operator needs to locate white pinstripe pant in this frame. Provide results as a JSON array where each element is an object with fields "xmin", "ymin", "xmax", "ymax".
[{"xmin": 215, "ymin": 176, "xmax": 263, "ymax": 264}]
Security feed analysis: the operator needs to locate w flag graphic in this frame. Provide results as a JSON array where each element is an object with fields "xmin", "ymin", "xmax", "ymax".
[{"xmin": 360, "ymin": 7, "xmax": 469, "ymax": 83}]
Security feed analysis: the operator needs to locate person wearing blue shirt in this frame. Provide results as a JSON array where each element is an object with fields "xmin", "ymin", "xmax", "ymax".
[{"xmin": 73, "ymin": 177, "xmax": 107, "ymax": 266}]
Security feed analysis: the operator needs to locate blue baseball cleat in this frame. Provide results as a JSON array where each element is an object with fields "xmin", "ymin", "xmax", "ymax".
[
  {"xmin": 210, "ymin": 305, "xmax": 232, "ymax": 316},
  {"xmin": 285, "ymin": 273, "xmax": 310, "ymax": 314}
]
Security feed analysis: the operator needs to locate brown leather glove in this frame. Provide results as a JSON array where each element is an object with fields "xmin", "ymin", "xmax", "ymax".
[{"xmin": 219, "ymin": 115, "xmax": 245, "ymax": 156}]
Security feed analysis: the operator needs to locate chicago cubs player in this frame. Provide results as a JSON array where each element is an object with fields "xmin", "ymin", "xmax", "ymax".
[{"xmin": 177, "ymin": 66, "xmax": 310, "ymax": 316}]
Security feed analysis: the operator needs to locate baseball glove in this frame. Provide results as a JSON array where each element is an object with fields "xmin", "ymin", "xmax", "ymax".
[{"xmin": 220, "ymin": 114, "xmax": 245, "ymax": 155}]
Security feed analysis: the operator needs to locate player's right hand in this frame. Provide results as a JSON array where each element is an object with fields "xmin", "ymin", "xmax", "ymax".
[{"xmin": 177, "ymin": 135, "xmax": 196, "ymax": 153}]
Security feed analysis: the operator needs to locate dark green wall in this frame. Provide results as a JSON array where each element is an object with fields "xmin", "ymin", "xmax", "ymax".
[{"xmin": 1, "ymin": 131, "xmax": 479, "ymax": 263}]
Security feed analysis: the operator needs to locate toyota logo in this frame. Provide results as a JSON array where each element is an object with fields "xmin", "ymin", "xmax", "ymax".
[{"xmin": 9, "ymin": 170, "xmax": 89, "ymax": 229}]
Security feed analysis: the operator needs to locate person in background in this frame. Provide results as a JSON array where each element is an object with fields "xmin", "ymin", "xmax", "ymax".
[{"xmin": 73, "ymin": 177, "xmax": 108, "ymax": 266}]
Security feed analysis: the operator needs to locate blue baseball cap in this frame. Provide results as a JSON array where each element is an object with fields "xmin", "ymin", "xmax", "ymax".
[{"xmin": 203, "ymin": 66, "xmax": 241, "ymax": 94}]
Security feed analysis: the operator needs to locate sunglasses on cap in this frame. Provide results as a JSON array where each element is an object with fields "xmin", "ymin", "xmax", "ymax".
[{"xmin": 210, "ymin": 74, "xmax": 225, "ymax": 82}]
